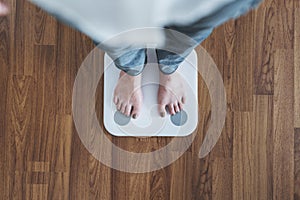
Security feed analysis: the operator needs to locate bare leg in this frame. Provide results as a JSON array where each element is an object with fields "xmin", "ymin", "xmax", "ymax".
[
  {"xmin": 113, "ymin": 71, "xmax": 143, "ymax": 119},
  {"xmin": 157, "ymin": 70, "xmax": 186, "ymax": 117}
]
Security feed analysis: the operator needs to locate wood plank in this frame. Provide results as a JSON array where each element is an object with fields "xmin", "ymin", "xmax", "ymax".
[
  {"xmin": 112, "ymin": 138, "xmax": 152, "ymax": 199},
  {"xmin": 191, "ymin": 110, "xmax": 213, "ymax": 199},
  {"xmin": 69, "ymin": 134, "xmax": 89, "ymax": 200},
  {"xmin": 5, "ymin": 172, "xmax": 28, "ymax": 199},
  {"xmin": 149, "ymin": 138, "xmax": 176, "ymax": 200},
  {"xmin": 192, "ymin": 156, "xmax": 212, "ymax": 200},
  {"xmin": 150, "ymin": 168, "xmax": 170, "ymax": 200},
  {"xmin": 50, "ymin": 115, "xmax": 73, "ymax": 172},
  {"xmin": 253, "ymin": 4, "xmax": 275, "ymax": 94},
  {"xmin": 111, "ymin": 169, "xmax": 127, "ymax": 200},
  {"xmin": 190, "ymin": 58, "xmax": 213, "ymax": 198},
  {"xmin": 232, "ymin": 95, "xmax": 272, "ymax": 200},
  {"xmin": 88, "ymin": 57, "xmax": 113, "ymax": 200},
  {"xmin": 5, "ymin": 75, "xmax": 36, "ymax": 172},
  {"xmin": 201, "ymin": 21, "xmax": 237, "ymax": 112},
  {"xmin": 274, "ymin": 0, "xmax": 294, "ymax": 49},
  {"xmin": 295, "ymin": 8, "xmax": 300, "ymax": 127},
  {"xmin": 295, "ymin": 129, "xmax": 300, "ymax": 199},
  {"xmin": 233, "ymin": 112, "xmax": 254, "ymax": 200},
  {"xmin": 9, "ymin": 0, "xmax": 25, "ymax": 75},
  {"xmin": 127, "ymin": 172, "xmax": 151, "ymax": 200},
  {"xmin": 5, "ymin": 171, "xmax": 50, "ymax": 199},
  {"xmin": 69, "ymin": 44, "xmax": 94, "ymax": 198},
  {"xmin": 223, "ymin": 20, "xmax": 236, "ymax": 111},
  {"xmin": 23, "ymin": 1, "xmax": 36, "ymax": 76},
  {"xmin": 232, "ymin": 12, "xmax": 254, "ymax": 111},
  {"xmin": 212, "ymin": 158, "xmax": 232, "ymax": 200},
  {"xmin": 75, "ymin": 31, "xmax": 95, "ymax": 67},
  {"xmin": 48, "ymin": 172, "xmax": 70, "ymax": 199},
  {"xmin": 28, "ymin": 45, "xmax": 57, "ymax": 165},
  {"xmin": 273, "ymin": 50, "xmax": 294, "ymax": 200},
  {"xmin": 201, "ymin": 22, "xmax": 225, "ymax": 79},
  {"xmin": 34, "ymin": 6, "xmax": 57, "ymax": 45},
  {"xmin": 9, "ymin": 0, "xmax": 35, "ymax": 75},
  {"xmin": 253, "ymin": 95, "xmax": 273, "ymax": 200},
  {"xmin": 89, "ymin": 157, "xmax": 112, "ymax": 199},
  {"xmin": 0, "ymin": 10, "xmax": 10, "ymax": 200},
  {"xmin": 210, "ymin": 111, "xmax": 233, "ymax": 158},
  {"xmin": 27, "ymin": 161, "xmax": 50, "ymax": 172},
  {"xmin": 169, "ymin": 152, "xmax": 193, "ymax": 200},
  {"xmin": 89, "ymin": 81, "xmax": 113, "ymax": 199},
  {"xmin": 27, "ymin": 184, "xmax": 48, "ymax": 200},
  {"xmin": 56, "ymin": 24, "xmax": 76, "ymax": 114}
]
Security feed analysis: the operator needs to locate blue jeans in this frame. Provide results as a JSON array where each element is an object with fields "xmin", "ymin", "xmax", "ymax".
[{"xmin": 100, "ymin": 0, "xmax": 263, "ymax": 76}]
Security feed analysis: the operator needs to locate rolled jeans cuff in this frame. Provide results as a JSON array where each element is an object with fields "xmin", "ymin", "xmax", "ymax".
[{"xmin": 113, "ymin": 48, "xmax": 147, "ymax": 76}]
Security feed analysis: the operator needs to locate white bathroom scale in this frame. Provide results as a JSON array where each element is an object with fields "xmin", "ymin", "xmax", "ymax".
[{"xmin": 103, "ymin": 49, "xmax": 198, "ymax": 137}]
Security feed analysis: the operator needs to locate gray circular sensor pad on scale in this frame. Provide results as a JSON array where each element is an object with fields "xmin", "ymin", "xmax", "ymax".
[
  {"xmin": 114, "ymin": 111, "xmax": 131, "ymax": 126},
  {"xmin": 170, "ymin": 110, "xmax": 188, "ymax": 126}
]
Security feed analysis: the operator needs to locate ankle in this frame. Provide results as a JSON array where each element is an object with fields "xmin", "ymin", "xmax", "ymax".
[{"xmin": 159, "ymin": 71, "xmax": 174, "ymax": 82}]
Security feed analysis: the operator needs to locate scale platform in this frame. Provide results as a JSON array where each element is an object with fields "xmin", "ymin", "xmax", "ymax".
[{"xmin": 103, "ymin": 49, "xmax": 198, "ymax": 137}]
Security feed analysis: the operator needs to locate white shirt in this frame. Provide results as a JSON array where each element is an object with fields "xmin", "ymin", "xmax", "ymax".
[{"xmin": 30, "ymin": 0, "xmax": 234, "ymax": 46}]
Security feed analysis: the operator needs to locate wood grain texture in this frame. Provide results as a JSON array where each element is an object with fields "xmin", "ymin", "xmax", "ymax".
[
  {"xmin": 253, "ymin": 95, "xmax": 273, "ymax": 200},
  {"xmin": 168, "ymin": 152, "xmax": 193, "ymax": 200},
  {"xmin": 212, "ymin": 158, "xmax": 232, "ymax": 200},
  {"xmin": 5, "ymin": 75, "xmax": 36, "ymax": 172},
  {"xmin": 233, "ymin": 111, "xmax": 255, "ymax": 200},
  {"xmin": 274, "ymin": 0, "xmax": 294, "ymax": 49},
  {"xmin": 210, "ymin": 111, "xmax": 233, "ymax": 158},
  {"xmin": 191, "ymin": 111, "xmax": 212, "ymax": 200},
  {"xmin": 273, "ymin": 50, "xmax": 294, "ymax": 200},
  {"xmin": 295, "ymin": 129, "xmax": 300, "ymax": 199},
  {"xmin": 223, "ymin": 20, "xmax": 236, "ymax": 111},
  {"xmin": 253, "ymin": 2, "xmax": 275, "ymax": 94},
  {"xmin": 233, "ymin": 95, "xmax": 273, "ymax": 200},
  {"xmin": 56, "ymin": 24, "xmax": 76, "ymax": 114},
  {"xmin": 232, "ymin": 12, "xmax": 254, "ymax": 111},
  {"xmin": 1, "ymin": 0, "xmax": 299, "ymax": 199},
  {"xmin": 0, "ymin": 10, "xmax": 9, "ymax": 200},
  {"xmin": 5, "ymin": 76, "xmax": 36, "ymax": 198},
  {"xmin": 9, "ymin": 0, "xmax": 35, "ymax": 76},
  {"xmin": 34, "ymin": 7, "xmax": 57, "ymax": 45},
  {"xmin": 296, "ymin": 0, "xmax": 300, "ymax": 8},
  {"xmin": 295, "ymin": 8, "xmax": 300, "ymax": 128},
  {"xmin": 29, "ymin": 45, "xmax": 57, "ymax": 165}
]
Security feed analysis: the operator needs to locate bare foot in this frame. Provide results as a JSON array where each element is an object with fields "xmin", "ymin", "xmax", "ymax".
[
  {"xmin": 113, "ymin": 71, "xmax": 143, "ymax": 118},
  {"xmin": 158, "ymin": 71, "xmax": 186, "ymax": 117}
]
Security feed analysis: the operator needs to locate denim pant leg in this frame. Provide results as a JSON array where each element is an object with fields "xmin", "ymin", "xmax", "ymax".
[
  {"xmin": 94, "ymin": 41, "xmax": 147, "ymax": 76},
  {"xmin": 112, "ymin": 48, "xmax": 147, "ymax": 76},
  {"xmin": 156, "ymin": 0, "xmax": 264, "ymax": 74}
]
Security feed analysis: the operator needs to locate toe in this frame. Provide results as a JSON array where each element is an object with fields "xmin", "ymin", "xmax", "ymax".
[
  {"xmin": 181, "ymin": 96, "xmax": 186, "ymax": 104},
  {"xmin": 120, "ymin": 103, "xmax": 126, "ymax": 114},
  {"xmin": 113, "ymin": 96, "xmax": 119, "ymax": 105},
  {"xmin": 131, "ymin": 104, "xmax": 142, "ymax": 119},
  {"xmin": 168, "ymin": 104, "xmax": 175, "ymax": 115},
  {"xmin": 117, "ymin": 101, "xmax": 122, "ymax": 111},
  {"xmin": 125, "ymin": 105, "xmax": 132, "ymax": 116},
  {"xmin": 174, "ymin": 103, "xmax": 180, "ymax": 113},
  {"xmin": 158, "ymin": 104, "xmax": 166, "ymax": 117},
  {"xmin": 178, "ymin": 102, "xmax": 183, "ymax": 111}
]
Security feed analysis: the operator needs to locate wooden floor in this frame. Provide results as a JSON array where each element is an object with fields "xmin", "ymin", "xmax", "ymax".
[{"xmin": 0, "ymin": 0, "xmax": 299, "ymax": 199}]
